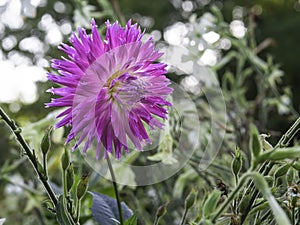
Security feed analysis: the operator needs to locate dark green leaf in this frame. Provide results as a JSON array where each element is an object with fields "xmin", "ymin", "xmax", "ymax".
[{"xmin": 90, "ymin": 192, "xmax": 133, "ymax": 225}]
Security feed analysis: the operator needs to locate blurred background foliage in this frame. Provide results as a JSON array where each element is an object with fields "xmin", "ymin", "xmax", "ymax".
[{"xmin": 1, "ymin": 0, "xmax": 300, "ymax": 224}]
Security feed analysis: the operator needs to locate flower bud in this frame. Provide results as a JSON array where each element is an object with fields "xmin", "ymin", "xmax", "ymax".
[
  {"xmin": 185, "ymin": 189, "xmax": 198, "ymax": 210},
  {"xmin": 231, "ymin": 147, "xmax": 242, "ymax": 177},
  {"xmin": 156, "ymin": 202, "xmax": 169, "ymax": 218},
  {"xmin": 41, "ymin": 130, "xmax": 51, "ymax": 155},
  {"xmin": 76, "ymin": 175, "xmax": 89, "ymax": 200},
  {"xmin": 66, "ymin": 163, "xmax": 74, "ymax": 191},
  {"xmin": 61, "ymin": 148, "xmax": 70, "ymax": 171}
]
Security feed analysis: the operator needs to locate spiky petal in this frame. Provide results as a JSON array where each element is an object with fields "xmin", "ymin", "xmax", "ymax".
[{"xmin": 47, "ymin": 20, "xmax": 172, "ymax": 159}]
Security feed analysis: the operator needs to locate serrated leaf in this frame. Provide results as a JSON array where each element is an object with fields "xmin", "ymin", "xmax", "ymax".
[{"xmin": 90, "ymin": 192, "xmax": 133, "ymax": 225}]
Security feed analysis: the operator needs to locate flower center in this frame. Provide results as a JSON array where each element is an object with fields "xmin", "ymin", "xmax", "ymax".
[{"xmin": 106, "ymin": 70, "xmax": 125, "ymax": 88}]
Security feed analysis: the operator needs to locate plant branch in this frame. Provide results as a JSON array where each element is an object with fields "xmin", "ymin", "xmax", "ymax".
[
  {"xmin": 106, "ymin": 155, "xmax": 124, "ymax": 225},
  {"xmin": 0, "ymin": 107, "xmax": 58, "ymax": 206}
]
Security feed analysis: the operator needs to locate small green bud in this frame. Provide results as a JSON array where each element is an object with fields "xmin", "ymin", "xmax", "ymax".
[
  {"xmin": 66, "ymin": 163, "xmax": 74, "ymax": 191},
  {"xmin": 61, "ymin": 148, "xmax": 70, "ymax": 171},
  {"xmin": 231, "ymin": 147, "xmax": 242, "ymax": 177},
  {"xmin": 41, "ymin": 129, "xmax": 51, "ymax": 155},
  {"xmin": 14, "ymin": 127, "xmax": 22, "ymax": 134},
  {"xmin": 185, "ymin": 189, "xmax": 198, "ymax": 210},
  {"xmin": 76, "ymin": 175, "xmax": 89, "ymax": 200},
  {"xmin": 156, "ymin": 202, "xmax": 169, "ymax": 218}
]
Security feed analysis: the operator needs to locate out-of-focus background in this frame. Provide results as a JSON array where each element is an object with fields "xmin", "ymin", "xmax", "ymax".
[
  {"xmin": 0, "ymin": 0, "xmax": 300, "ymax": 224},
  {"xmin": 1, "ymin": 0, "xmax": 300, "ymax": 106}
]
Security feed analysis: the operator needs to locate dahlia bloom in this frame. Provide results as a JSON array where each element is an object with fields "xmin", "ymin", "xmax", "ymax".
[{"xmin": 47, "ymin": 19, "xmax": 172, "ymax": 159}]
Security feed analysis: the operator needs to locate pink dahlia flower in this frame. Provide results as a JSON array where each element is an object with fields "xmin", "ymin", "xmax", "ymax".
[{"xmin": 47, "ymin": 20, "xmax": 172, "ymax": 159}]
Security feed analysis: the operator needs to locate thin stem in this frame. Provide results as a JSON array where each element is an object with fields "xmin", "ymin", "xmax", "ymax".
[
  {"xmin": 111, "ymin": 0, "xmax": 125, "ymax": 25},
  {"xmin": 62, "ymin": 166, "xmax": 77, "ymax": 224},
  {"xmin": 106, "ymin": 155, "xmax": 124, "ymax": 225},
  {"xmin": 0, "ymin": 107, "xmax": 58, "ymax": 206},
  {"xmin": 43, "ymin": 153, "xmax": 48, "ymax": 180},
  {"xmin": 180, "ymin": 208, "xmax": 189, "ymax": 225},
  {"xmin": 276, "ymin": 116, "xmax": 300, "ymax": 148},
  {"xmin": 292, "ymin": 207, "xmax": 295, "ymax": 225},
  {"xmin": 63, "ymin": 170, "xmax": 68, "ymax": 199},
  {"xmin": 75, "ymin": 199, "xmax": 81, "ymax": 224},
  {"xmin": 153, "ymin": 217, "xmax": 159, "ymax": 225}
]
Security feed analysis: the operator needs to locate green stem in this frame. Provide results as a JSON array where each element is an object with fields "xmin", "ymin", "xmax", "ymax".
[
  {"xmin": 111, "ymin": 0, "xmax": 125, "ymax": 25},
  {"xmin": 75, "ymin": 199, "xmax": 81, "ymax": 224},
  {"xmin": 0, "ymin": 107, "xmax": 58, "ymax": 206},
  {"xmin": 43, "ymin": 153, "xmax": 48, "ymax": 180},
  {"xmin": 180, "ymin": 208, "xmax": 189, "ymax": 225},
  {"xmin": 153, "ymin": 217, "xmax": 159, "ymax": 225},
  {"xmin": 106, "ymin": 155, "xmax": 124, "ymax": 225},
  {"xmin": 212, "ymin": 172, "xmax": 251, "ymax": 223},
  {"xmin": 61, "ymin": 166, "xmax": 77, "ymax": 225},
  {"xmin": 63, "ymin": 170, "xmax": 68, "ymax": 199},
  {"xmin": 276, "ymin": 116, "xmax": 300, "ymax": 148}
]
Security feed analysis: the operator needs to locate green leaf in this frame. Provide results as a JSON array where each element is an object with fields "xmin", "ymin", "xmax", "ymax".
[
  {"xmin": 292, "ymin": 161, "xmax": 300, "ymax": 171},
  {"xmin": 124, "ymin": 213, "xmax": 138, "ymax": 225},
  {"xmin": 249, "ymin": 124, "xmax": 262, "ymax": 159},
  {"xmin": 56, "ymin": 195, "xmax": 72, "ymax": 225},
  {"xmin": 251, "ymin": 172, "xmax": 291, "ymax": 225},
  {"xmin": 258, "ymin": 147, "xmax": 300, "ymax": 162},
  {"xmin": 203, "ymin": 189, "xmax": 221, "ymax": 218},
  {"xmin": 274, "ymin": 163, "xmax": 292, "ymax": 180}
]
